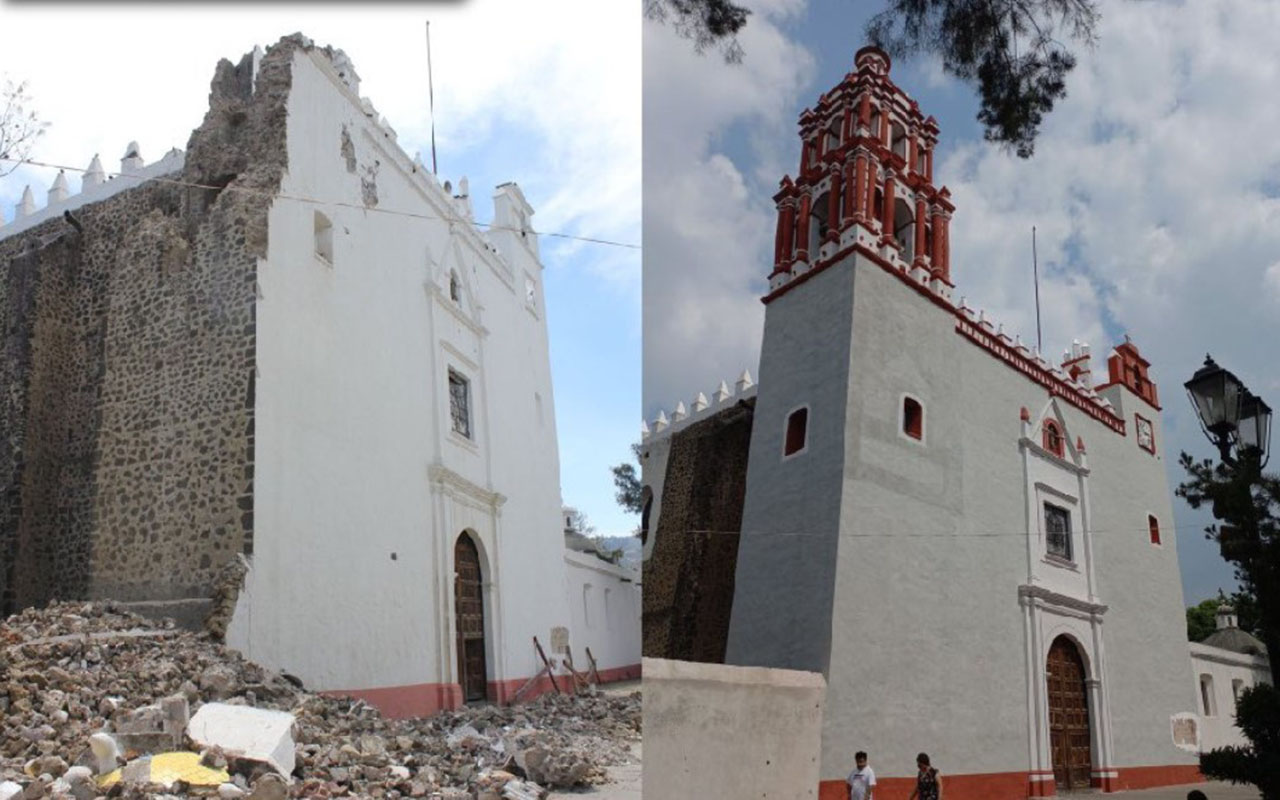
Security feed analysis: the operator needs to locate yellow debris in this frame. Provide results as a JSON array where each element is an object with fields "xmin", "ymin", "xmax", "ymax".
[{"xmin": 96, "ymin": 751, "xmax": 230, "ymax": 788}]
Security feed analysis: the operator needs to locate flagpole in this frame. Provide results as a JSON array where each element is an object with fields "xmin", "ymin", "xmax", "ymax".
[
  {"xmin": 1033, "ymin": 226, "xmax": 1042, "ymax": 353},
  {"xmin": 426, "ymin": 21, "xmax": 438, "ymax": 175}
]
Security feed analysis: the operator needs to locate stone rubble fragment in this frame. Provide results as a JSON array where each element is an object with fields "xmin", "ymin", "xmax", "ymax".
[{"xmin": 1, "ymin": 601, "xmax": 640, "ymax": 798}]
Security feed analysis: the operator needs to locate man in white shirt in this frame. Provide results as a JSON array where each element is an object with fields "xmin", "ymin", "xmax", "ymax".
[{"xmin": 847, "ymin": 751, "xmax": 876, "ymax": 800}]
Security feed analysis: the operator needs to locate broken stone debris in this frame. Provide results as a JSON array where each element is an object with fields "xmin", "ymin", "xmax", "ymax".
[{"xmin": 1, "ymin": 601, "xmax": 640, "ymax": 798}]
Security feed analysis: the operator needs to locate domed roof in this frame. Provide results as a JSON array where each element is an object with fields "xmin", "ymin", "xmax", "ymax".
[{"xmin": 1202, "ymin": 627, "xmax": 1267, "ymax": 656}]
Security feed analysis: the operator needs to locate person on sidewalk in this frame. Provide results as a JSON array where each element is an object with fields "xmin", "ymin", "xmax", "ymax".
[
  {"xmin": 846, "ymin": 751, "xmax": 876, "ymax": 800},
  {"xmin": 907, "ymin": 753, "xmax": 942, "ymax": 800}
]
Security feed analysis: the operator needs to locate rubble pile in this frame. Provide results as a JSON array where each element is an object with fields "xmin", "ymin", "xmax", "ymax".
[{"xmin": 0, "ymin": 602, "xmax": 640, "ymax": 799}]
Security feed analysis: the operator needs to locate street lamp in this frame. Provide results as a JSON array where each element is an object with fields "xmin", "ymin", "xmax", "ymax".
[
  {"xmin": 1238, "ymin": 391, "xmax": 1273, "ymax": 466},
  {"xmin": 1184, "ymin": 354, "xmax": 1271, "ymax": 467}
]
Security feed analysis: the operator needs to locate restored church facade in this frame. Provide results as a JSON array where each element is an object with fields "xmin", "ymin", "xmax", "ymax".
[
  {"xmin": 0, "ymin": 35, "xmax": 638, "ymax": 719},
  {"xmin": 644, "ymin": 46, "xmax": 1198, "ymax": 799}
]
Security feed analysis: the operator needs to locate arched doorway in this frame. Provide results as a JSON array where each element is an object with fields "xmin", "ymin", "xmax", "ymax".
[
  {"xmin": 454, "ymin": 533, "xmax": 488, "ymax": 703},
  {"xmin": 1047, "ymin": 636, "xmax": 1092, "ymax": 791}
]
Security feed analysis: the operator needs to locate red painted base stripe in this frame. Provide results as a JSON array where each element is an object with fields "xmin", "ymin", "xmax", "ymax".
[
  {"xmin": 322, "ymin": 682, "xmax": 462, "ymax": 720},
  {"xmin": 818, "ymin": 764, "xmax": 1201, "ymax": 800},
  {"xmin": 323, "ymin": 664, "xmax": 640, "ymax": 720}
]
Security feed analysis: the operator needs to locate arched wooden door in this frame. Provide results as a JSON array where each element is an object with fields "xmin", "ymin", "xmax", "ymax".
[
  {"xmin": 454, "ymin": 534, "xmax": 488, "ymax": 703},
  {"xmin": 1047, "ymin": 636, "xmax": 1092, "ymax": 791}
]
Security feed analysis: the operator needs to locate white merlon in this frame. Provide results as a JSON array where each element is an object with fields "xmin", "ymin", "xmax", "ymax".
[
  {"xmin": 641, "ymin": 420, "xmax": 651, "ymax": 440},
  {"xmin": 121, "ymin": 141, "xmax": 144, "ymax": 175},
  {"xmin": 17, "ymin": 186, "xmax": 35, "ymax": 218},
  {"xmin": 84, "ymin": 155, "xmax": 106, "ymax": 189},
  {"xmin": 714, "ymin": 380, "xmax": 732, "ymax": 404},
  {"xmin": 0, "ymin": 146, "xmax": 185, "ymax": 242},
  {"xmin": 48, "ymin": 171, "xmax": 70, "ymax": 204},
  {"xmin": 673, "ymin": 401, "xmax": 688, "ymax": 423},
  {"xmin": 653, "ymin": 411, "xmax": 669, "ymax": 433},
  {"xmin": 736, "ymin": 369, "xmax": 754, "ymax": 393},
  {"xmin": 693, "ymin": 392, "xmax": 709, "ymax": 413},
  {"xmin": 251, "ymin": 46, "xmax": 265, "ymax": 93}
]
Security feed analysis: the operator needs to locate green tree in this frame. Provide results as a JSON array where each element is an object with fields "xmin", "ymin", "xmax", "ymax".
[
  {"xmin": 1186, "ymin": 597, "xmax": 1220, "ymax": 643},
  {"xmin": 610, "ymin": 443, "xmax": 646, "ymax": 516},
  {"xmin": 646, "ymin": 0, "xmax": 1100, "ymax": 158},
  {"xmin": 0, "ymin": 79, "xmax": 49, "ymax": 178},
  {"xmin": 1177, "ymin": 449, "xmax": 1280, "ymax": 798}
]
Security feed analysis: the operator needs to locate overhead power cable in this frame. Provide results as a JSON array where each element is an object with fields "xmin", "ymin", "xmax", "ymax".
[{"xmin": 0, "ymin": 156, "xmax": 640, "ymax": 251}]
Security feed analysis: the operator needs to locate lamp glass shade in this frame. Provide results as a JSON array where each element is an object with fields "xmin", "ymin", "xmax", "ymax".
[
  {"xmin": 1238, "ymin": 391, "xmax": 1273, "ymax": 459},
  {"xmin": 1185, "ymin": 356, "xmax": 1244, "ymax": 434}
]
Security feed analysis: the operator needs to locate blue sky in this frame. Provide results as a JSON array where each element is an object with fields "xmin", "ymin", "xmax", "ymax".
[
  {"xmin": 644, "ymin": 0, "xmax": 1280, "ymax": 605},
  {"xmin": 0, "ymin": 4, "xmax": 640, "ymax": 541}
]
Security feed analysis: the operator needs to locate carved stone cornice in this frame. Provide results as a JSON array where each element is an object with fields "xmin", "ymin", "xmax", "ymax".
[
  {"xmin": 428, "ymin": 465, "xmax": 506, "ymax": 511},
  {"xmin": 1018, "ymin": 583, "xmax": 1108, "ymax": 617}
]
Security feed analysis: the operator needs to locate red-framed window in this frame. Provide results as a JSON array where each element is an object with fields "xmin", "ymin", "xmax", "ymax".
[
  {"xmin": 1042, "ymin": 419, "xmax": 1065, "ymax": 457},
  {"xmin": 903, "ymin": 397, "xmax": 923, "ymax": 440},
  {"xmin": 1148, "ymin": 515, "xmax": 1161, "ymax": 545}
]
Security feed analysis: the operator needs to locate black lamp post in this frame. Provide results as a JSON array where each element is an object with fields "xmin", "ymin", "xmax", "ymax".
[{"xmin": 1185, "ymin": 354, "xmax": 1272, "ymax": 467}]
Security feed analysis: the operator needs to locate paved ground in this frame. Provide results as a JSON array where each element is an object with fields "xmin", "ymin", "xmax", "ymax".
[
  {"xmin": 1102, "ymin": 781, "xmax": 1259, "ymax": 800},
  {"xmin": 547, "ymin": 742, "xmax": 641, "ymax": 800},
  {"xmin": 547, "ymin": 680, "xmax": 642, "ymax": 800}
]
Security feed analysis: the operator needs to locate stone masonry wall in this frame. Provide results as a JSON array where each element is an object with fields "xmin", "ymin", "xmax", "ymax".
[
  {"xmin": 641, "ymin": 398, "xmax": 754, "ymax": 663},
  {"xmin": 0, "ymin": 34, "xmax": 312, "ymax": 614}
]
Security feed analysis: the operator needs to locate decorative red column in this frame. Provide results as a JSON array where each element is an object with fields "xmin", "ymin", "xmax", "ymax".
[
  {"xmin": 842, "ymin": 154, "xmax": 857, "ymax": 223},
  {"xmin": 853, "ymin": 152, "xmax": 868, "ymax": 222},
  {"xmin": 908, "ymin": 130, "xmax": 919, "ymax": 175},
  {"xmin": 925, "ymin": 148, "xmax": 933, "ymax": 182},
  {"xmin": 882, "ymin": 171, "xmax": 897, "ymax": 245},
  {"xmin": 931, "ymin": 205, "xmax": 945, "ymax": 271},
  {"xmin": 938, "ymin": 210, "xmax": 951, "ymax": 280},
  {"xmin": 914, "ymin": 197, "xmax": 927, "ymax": 264},
  {"xmin": 796, "ymin": 192, "xmax": 812, "ymax": 262},
  {"xmin": 858, "ymin": 94, "xmax": 871, "ymax": 130},
  {"xmin": 780, "ymin": 198, "xmax": 796, "ymax": 265},
  {"xmin": 827, "ymin": 168, "xmax": 842, "ymax": 240},
  {"xmin": 866, "ymin": 164, "xmax": 878, "ymax": 229}
]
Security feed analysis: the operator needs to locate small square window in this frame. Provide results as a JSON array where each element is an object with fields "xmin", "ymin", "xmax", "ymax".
[
  {"xmin": 449, "ymin": 370, "xmax": 472, "ymax": 439},
  {"xmin": 784, "ymin": 407, "xmax": 808, "ymax": 457},
  {"xmin": 1148, "ymin": 514, "xmax": 1161, "ymax": 545},
  {"xmin": 1044, "ymin": 503, "xmax": 1072, "ymax": 561},
  {"xmin": 902, "ymin": 397, "xmax": 923, "ymax": 441}
]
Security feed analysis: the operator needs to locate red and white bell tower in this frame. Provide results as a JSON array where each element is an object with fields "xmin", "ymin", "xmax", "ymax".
[{"xmin": 769, "ymin": 46, "xmax": 956, "ymax": 301}]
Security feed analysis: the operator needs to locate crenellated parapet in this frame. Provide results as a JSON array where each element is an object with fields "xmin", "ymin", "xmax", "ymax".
[
  {"xmin": 0, "ymin": 144, "xmax": 186, "ymax": 241},
  {"xmin": 643, "ymin": 370, "xmax": 756, "ymax": 444}
]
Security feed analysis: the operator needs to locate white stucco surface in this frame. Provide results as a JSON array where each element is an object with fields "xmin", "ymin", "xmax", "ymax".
[
  {"xmin": 226, "ymin": 49, "xmax": 586, "ymax": 696},
  {"xmin": 563, "ymin": 551, "xmax": 641, "ymax": 674},
  {"xmin": 1190, "ymin": 642, "xmax": 1271, "ymax": 752}
]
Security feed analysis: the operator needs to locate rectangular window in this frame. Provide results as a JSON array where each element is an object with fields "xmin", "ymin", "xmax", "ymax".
[
  {"xmin": 784, "ymin": 407, "xmax": 808, "ymax": 457},
  {"xmin": 448, "ymin": 370, "xmax": 471, "ymax": 439},
  {"xmin": 1148, "ymin": 514, "xmax": 1161, "ymax": 545},
  {"xmin": 1045, "ymin": 503, "xmax": 1072, "ymax": 561}
]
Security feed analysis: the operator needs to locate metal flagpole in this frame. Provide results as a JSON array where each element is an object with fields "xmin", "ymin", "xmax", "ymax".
[
  {"xmin": 426, "ymin": 21, "xmax": 439, "ymax": 175},
  {"xmin": 1033, "ymin": 226, "xmax": 1043, "ymax": 353}
]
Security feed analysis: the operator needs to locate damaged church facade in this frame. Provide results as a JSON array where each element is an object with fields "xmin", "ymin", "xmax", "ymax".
[
  {"xmin": 0, "ymin": 35, "xmax": 639, "ymax": 718},
  {"xmin": 643, "ymin": 47, "xmax": 1199, "ymax": 799}
]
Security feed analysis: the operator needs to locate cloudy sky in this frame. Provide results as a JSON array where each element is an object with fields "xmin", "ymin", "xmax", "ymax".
[
  {"xmin": 0, "ymin": 2, "xmax": 640, "ymax": 539},
  {"xmin": 644, "ymin": 0, "xmax": 1280, "ymax": 603}
]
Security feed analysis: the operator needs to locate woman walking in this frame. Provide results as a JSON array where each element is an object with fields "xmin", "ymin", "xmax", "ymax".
[{"xmin": 907, "ymin": 753, "xmax": 942, "ymax": 800}]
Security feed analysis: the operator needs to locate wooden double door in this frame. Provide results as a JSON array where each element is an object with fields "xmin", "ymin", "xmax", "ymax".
[
  {"xmin": 454, "ymin": 534, "xmax": 488, "ymax": 702},
  {"xmin": 1047, "ymin": 636, "xmax": 1092, "ymax": 791}
]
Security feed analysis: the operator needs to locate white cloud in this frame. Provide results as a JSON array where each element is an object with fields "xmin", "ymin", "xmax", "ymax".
[{"xmin": 642, "ymin": 0, "xmax": 814, "ymax": 415}]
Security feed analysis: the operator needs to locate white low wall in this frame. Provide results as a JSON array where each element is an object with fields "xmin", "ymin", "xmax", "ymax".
[
  {"xmin": 563, "ymin": 550, "xmax": 641, "ymax": 677},
  {"xmin": 1190, "ymin": 642, "xmax": 1272, "ymax": 752},
  {"xmin": 643, "ymin": 657, "xmax": 825, "ymax": 800}
]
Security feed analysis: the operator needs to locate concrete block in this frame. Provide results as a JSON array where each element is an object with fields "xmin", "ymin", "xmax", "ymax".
[
  {"xmin": 642, "ymin": 657, "xmax": 825, "ymax": 800},
  {"xmin": 0, "ymin": 782, "xmax": 20, "ymax": 800},
  {"xmin": 187, "ymin": 703, "xmax": 296, "ymax": 776}
]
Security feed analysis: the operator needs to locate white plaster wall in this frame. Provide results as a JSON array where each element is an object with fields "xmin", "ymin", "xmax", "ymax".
[
  {"xmin": 1190, "ymin": 643, "xmax": 1272, "ymax": 751},
  {"xmin": 643, "ymin": 657, "xmax": 825, "ymax": 800},
  {"xmin": 562, "ymin": 551, "xmax": 641, "ymax": 672},
  {"xmin": 228, "ymin": 49, "xmax": 569, "ymax": 693}
]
